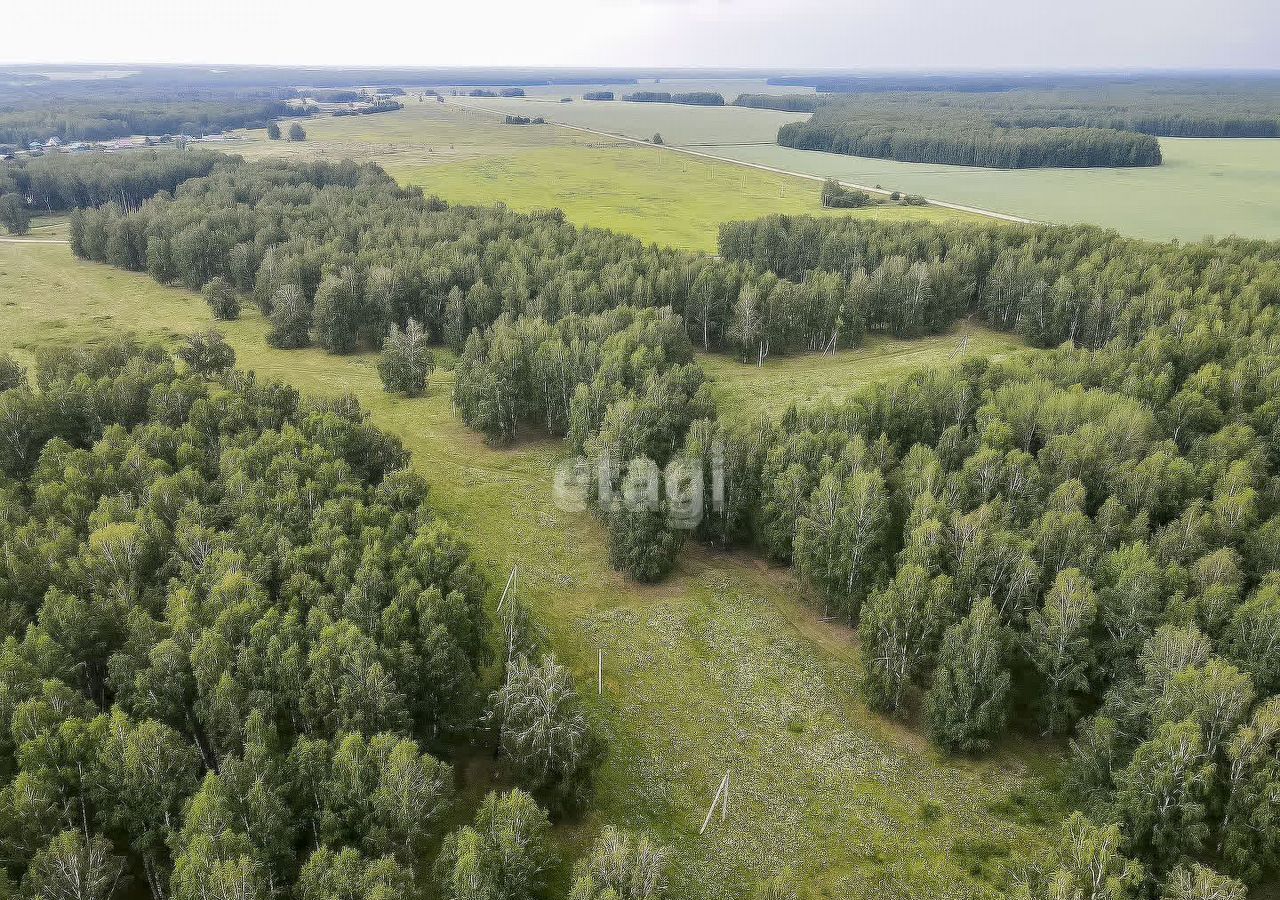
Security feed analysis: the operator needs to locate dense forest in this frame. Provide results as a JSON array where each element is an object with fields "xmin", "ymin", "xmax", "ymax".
[
  {"xmin": 16, "ymin": 126, "xmax": 1280, "ymax": 897},
  {"xmin": 778, "ymin": 96, "xmax": 1163, "ymax": 168},
  {"xmin": 700, "ymin": 214, "xmax": 1280, "ymax": 894},
  {"xmin": 0, "ymin": 337, "xmax": 659, "ymax": 899},
  {"xmin": 732, "ymin": 93, "xmax": 821, "ymax": 113}
]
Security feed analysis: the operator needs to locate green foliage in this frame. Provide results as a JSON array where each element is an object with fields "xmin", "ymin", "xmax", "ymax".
[
  {"xmin": 926, "ymin": 597, "xmax": 1013, "ymax": 753},
  {"xmin": 1019, "ymin": 812, "xmax": 1144, "ymax": 900},
  {"xmin": 23, "ymin": 830, "xmax": 128, "ymax": 900},
  {"xmin": 267, "ymin": 284, "xmax": 312, "ymax": 349},
  {"xmin": 177, "ymin": 328, "xmax": 236, "ymax": 376},
  {"xmin": 288, "ymin": 122, "xmax": 307, "ymax": 141},
  {"xmin": 295, "ymin": 847, "xmax": 413, "ymax": 900},
  {"xmin": 779, "ymin": 94, "xmax": 1164, "ymax": 168},
  {"xmin": 0, "ymin": 96, "xmax": 294, "ymax": 146},
  {"xmin": 1161, "ymin": 864, "xmax": 1247, "ymax": 900},
  {"xmin": 796, "ymin": 466, "xmax": 890, "ymax": 620},
  {"xmin": 857, "ymin": 565, "xmax": 947, "ymax": 711},
  {"xmin": 0, "ymin": 352, "xmax": 25, "ymax": 392},
  {"xmin": 266, "ymin": 121, "xmax": 281, "ymax": 140},
  {"xmin": 1113, "ymin": 721, "xmax": 1215, "ymax": 873},
  {"xmin": 0, "ymin": 341, "xmax": 490, "ymax": 899},
  {"xmin": 1028, "ymin": 569, "xmax": 1098, "ymax": 735},
  {"xmin": 200, "ymin": 275, "xmax": 240, "ymax": 320},
  {"xmin": 605, "ymin": 502, "xmax": 686, "ymax": 584},
  {"xmin": 13, "ymin": 149, "xmax": 224, "ymax": 214},
  {"xmin": 434, "ymin": 789, "xmax": 554, "ymax": 900},
  {"xmin": 568, "ymin": 826, "xmax": 672, "ymax": 900},
  {"xmin": 489, "ymin": 654, "xmax": 600, "ymax": 813},
  {"xmin": 733, "ymin": 94, "xmax": 820, "ymax": 113},
  {"xmin": 378, "ymin": 318, "xmax": 435, "ymax": 397},
  {"xmin": 820, "ymin": 179, "xmax": 871, "ymax": 209},
  {"xmin": 0, "ymin": 194, "xmax": 30, "ymax": 235}
]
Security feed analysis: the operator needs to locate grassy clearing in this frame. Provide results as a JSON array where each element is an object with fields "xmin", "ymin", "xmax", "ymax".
[
  {"xmin": 701, "ymin": 324, "xmax": 1025, "ymax": 418},
  {"xmin": 1, "ymin": 241, "xmax": 1063, "ymax": 899},
  {"xmin": 231, "ymin": 102, "xmax": 977, "ymax": 252}
]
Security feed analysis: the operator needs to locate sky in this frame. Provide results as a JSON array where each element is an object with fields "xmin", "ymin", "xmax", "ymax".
[{"xmin": 3, "ymin": 0, "xmax": 1278, "ymax": 70}]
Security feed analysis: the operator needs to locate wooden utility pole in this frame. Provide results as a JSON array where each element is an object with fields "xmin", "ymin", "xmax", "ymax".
[{"xmin": 699, "ymin": 771, "xmax": 730, "ymax": 834}]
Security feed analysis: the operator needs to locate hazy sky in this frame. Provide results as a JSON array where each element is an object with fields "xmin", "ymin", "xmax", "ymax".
[{"xmin": 5, "ymin": 0, "xmax": 1278, "ymax": 70}]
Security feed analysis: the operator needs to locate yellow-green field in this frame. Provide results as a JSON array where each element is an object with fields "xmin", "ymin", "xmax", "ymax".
[
  {"xmin": 232, "ymin": 102, "xmax": 979, "ymax": 252},
  {"xmin": 701, "ymin": 324, "xmax": 1024, "ymax": 418},
  {"xmin": 1, "ymin": 240, "xmax": 1062, "ymax": 900}
]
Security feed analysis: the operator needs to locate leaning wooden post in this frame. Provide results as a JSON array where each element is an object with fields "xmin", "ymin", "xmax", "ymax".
[{"xmin": 699, "ymin": 771, "xmax": 730, "ymax": 835}]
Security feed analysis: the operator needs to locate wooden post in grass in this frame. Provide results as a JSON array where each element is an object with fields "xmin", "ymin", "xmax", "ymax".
[
  {"xmin": 495, "ymin": 566, "xmax": 517, "ymax": 615},
  {"xmin": 598, "ymin": 649, "xmax": 603, "ymax": 695},
  {"xmin": 495, "ymin": 566, "xmax": 518, "ymax": 683},
  {"xmin": 699, "ymin": 771, "xmax": 730, "ymax": 834}
]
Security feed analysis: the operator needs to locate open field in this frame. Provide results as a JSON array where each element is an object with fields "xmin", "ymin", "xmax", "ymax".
[
  {"xmin": 386, "ymin": 145, "xmax": 971, "ymax": 252},
  {"xmin": 1, "ymin": 239, "xmax": 1063, "ymax": 900},
  {"xmin": 701, "ymin": 324, "xmax": 1025, "ymax": 418},
  {"xmin": 233, "ymin": 102, "xmax": 979, "ymax": 251},
  {"xmin": 463, "ymin": 91, "xmax": 1280, "ymax": 241}
]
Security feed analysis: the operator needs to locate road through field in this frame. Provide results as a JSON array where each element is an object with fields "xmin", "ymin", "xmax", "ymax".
[{"xmin": 449, "ymin": 99, "xmax": 1041, "ymax": 225}]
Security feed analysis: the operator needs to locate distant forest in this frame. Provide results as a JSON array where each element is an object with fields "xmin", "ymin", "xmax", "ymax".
[
  {"xmin": 623, "ymin": 91, "xmax": 725, "ymax": 106},
  {"xmin": 0, "ymin": 97, "xmax": 295, "ymax": 146},
  {"xmin": 778, "ymin": 97, "xmax": 1163, "ymax": 168},
  {"xmin": 733, "ymin": 93, "xmax": 821, "ymax": 112},
  {"xmin": 749, "ymin": 76, "xmax": 1280, "ymax": 168}
]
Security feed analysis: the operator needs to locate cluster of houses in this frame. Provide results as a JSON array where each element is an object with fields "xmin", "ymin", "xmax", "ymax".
[{"xmin": 0, "ymin": 131, "xmax": 242, "ymax": 161}]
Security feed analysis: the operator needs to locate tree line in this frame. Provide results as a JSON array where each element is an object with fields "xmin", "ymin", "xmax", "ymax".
[
  {"xmin": 761, "ymin": 76, "xmax": 1280, "ymax": 137},
  {"xmin": 0, "ymin": 149, "xmax": 227, "ymax": 229},
  {"xmin": 732, "ymin": 93, "xmax": 821, "ymax": 113},
  {"xmin": 0, "ymin": 338, "xmax": 678, "ymax": 900},
  {"xmin": 778, "ymin": 99, "xmax": 1163, "ymax": 168},
  {"xmin": 622, "ymin": 91, "xmax": 725, "ymax": 106},
  {"xmin": 0, "ymin": 97, "xmax": 296, "ymax": 146}
]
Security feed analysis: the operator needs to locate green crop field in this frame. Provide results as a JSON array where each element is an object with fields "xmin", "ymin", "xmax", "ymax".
[
  {"xmin": 233, "ymin": 102, "xmax": 978, "ymax": 252},
  {"xmin": 464, "ymin": 89, "xmax": 1280, "ymax": 241},
  {"xmin": 0, "ymin": 239, "xmax": 1063, "ymax": 900},
  {"xmin": 700, "ymin": 324, "xmax": 1025, "ymax": 418}
]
